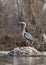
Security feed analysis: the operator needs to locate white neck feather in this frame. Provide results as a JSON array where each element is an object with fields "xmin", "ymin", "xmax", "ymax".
[{"xmin": 22, "ymin": 24, "xmax": 26, "ymax": 36}]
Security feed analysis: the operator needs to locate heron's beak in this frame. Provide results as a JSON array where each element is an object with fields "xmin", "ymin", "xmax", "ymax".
[
  {"xmin": 18, "ymin": 22, "xmax": 23, "ymax": 24},
  {"xmin": 18, "ymin": 22, "xmax": 23, "ymax": 25},
  {"xmin": 18, "ymin": 22, "xmax": 26, "ymax": 26},
  {"xmin": 17, "ymin": 22, "xmax": 22, "ymax": 26}
]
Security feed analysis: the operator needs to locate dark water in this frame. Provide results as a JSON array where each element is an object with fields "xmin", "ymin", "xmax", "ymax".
[
  {"xmin": 0, "ymin": 56, "xmax": 13, "ymax": 65},
  {"xmin": 0, "ymin": 56, "xmax": 46, "ymax": 65}
]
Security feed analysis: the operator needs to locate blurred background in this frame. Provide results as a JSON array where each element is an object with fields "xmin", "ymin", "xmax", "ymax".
[{"xmin": 0, "ymin": 0, "xmax": 46, "ymax": 51}]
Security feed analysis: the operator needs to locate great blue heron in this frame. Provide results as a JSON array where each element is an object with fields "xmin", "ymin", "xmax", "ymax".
[{"xmin": 19, "ymin": 22, "xmax": 35, "ymax": 44}]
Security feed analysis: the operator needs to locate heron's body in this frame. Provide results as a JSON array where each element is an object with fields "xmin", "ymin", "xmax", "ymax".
[
  {"xmin": 19, "ymin": 22, "xmax": 34, "ymax": 43},
  {"xmin": 24, "ymin": 31, "xmax": 34, "ymax": 41}
]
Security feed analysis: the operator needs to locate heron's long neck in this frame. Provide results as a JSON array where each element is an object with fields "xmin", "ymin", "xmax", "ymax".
[{"xmin": 22, "ymin": 25, "xmax": 26, "ymax": 34}]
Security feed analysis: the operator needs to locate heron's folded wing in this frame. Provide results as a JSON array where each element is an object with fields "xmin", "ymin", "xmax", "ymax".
[{"xmin": 24, "ymin": 32, "xmax": 34, "ymax": 41}]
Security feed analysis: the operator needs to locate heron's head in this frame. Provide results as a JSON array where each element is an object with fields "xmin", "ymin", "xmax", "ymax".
[{"xmin": 18, "ymin": 22, "xmax": 26, "ymax": 27}]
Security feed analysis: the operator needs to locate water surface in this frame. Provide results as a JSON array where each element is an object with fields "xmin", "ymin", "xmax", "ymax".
[{"xmin": 0, "ymin": 56, "xmax": 46, "ymax": 65}]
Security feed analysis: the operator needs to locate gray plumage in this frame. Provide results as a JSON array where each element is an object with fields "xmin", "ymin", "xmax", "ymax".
[
  {"xmin": 24, "ymin": 31, "xmax": 34, "ymax": 41},
  {"xmin": 19, "ymin": 22, "xmax": 34, "ymax": 42}
]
